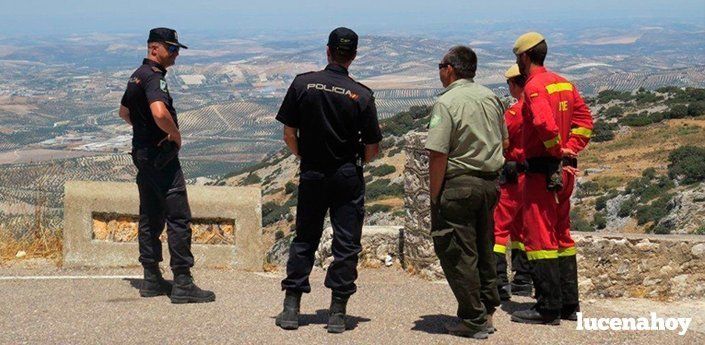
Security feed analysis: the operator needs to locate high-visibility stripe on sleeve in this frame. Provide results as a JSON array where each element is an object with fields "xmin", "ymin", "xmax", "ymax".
[
  {"xmin": 529, "ymin": 92, "xmax": 539, "ymax": 98},
  {"xmin": 545, "ymin": 82, "xmax": 574, "ymax": 94},
  {"xmin": 494, "ymin": 244, "xmax": 507, "ymax": 254},
  {"xmin": 526, "ymin": 250, "xmax": 559, "ymax": 260},
  {"xmin": 571, "ymin": 127, "xmax": 593, "ymax": 138},
  {"xmin": 543, "ymin": 135, "xmax": 560, "ymax": 149},
  {"xmin": 510, "ymin": 241, "xmax": 526, "ymax": 251},
  {"xmin": 558, "ymin": 247, "xmax": 577, "ymax": 257}
]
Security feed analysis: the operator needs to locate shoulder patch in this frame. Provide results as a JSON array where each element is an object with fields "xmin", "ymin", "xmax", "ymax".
[{"xmin": 160, "ymin": 79, "xmax": 169, "ymax": 93}]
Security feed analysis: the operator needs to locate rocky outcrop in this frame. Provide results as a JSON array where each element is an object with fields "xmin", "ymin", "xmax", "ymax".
[{"xmin": 656, "ymin": 183, "xmax": 705, "ymax": 234}]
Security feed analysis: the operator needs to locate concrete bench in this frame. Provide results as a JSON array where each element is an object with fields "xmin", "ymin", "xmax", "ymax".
[{"xmin": 63, "ymin": 181, "xmax": 263, "ymax": 271}]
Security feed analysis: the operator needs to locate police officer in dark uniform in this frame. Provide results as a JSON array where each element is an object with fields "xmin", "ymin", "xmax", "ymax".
[
  {"xmin": 119, "ymin": 28, "xmax": 215, "ymax": 304},
  {"xmin": 274, "ymin": 27, "xmax": 382, "ymax": 333}
]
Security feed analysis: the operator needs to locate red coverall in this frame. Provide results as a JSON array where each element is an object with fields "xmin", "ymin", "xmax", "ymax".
[
  {"xmin": 521, "ymin": 66, "xmax": 593, "ymax": 312},
  {"xmin": 493, "ymin": 99, "xmax": 525, "ymax": 254}
]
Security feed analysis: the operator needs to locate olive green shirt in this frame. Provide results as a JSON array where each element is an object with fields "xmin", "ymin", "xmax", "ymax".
[{"xmin": 425, "ymin": 78, "xmax": 508, "ymax": 178}]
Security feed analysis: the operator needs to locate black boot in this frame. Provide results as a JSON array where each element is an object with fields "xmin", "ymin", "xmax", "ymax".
[
  {"xmin": 139, "ymin": 265, "xmax": 172, "ymax": 297},
  {"xmin": 495, "ymin": 253, "xmax": 511, "ymax": 301},
  {"xmin": 511, "ymin": 306, "xmax": 560, "ymax": 325},
  {"xmin": 327, "ymin": 295, "xmax": 349, "ymax": 334},
  {"xmin": 170, "ymin": 270, "xmax": 216, "ymax": 304},
  {"xmin": 275, "ymin": 290, "xmax": 301, "ymax": 330}
]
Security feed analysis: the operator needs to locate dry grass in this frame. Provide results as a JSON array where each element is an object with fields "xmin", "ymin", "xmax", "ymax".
[{"xmin": 0, "ymin": 224, "xmax": 63, "ymax": 263}]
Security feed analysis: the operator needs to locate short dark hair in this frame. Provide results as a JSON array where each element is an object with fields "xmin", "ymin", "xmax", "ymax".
[
  {"xmin": 526, "ymin": 41, "xmax": 547, "ymax": 66},
  {"xmin": 509, "ymin": 75, "xmax": 526, "ymax": 88},
  {"xmin": 330, "ymin": 48, "xmax": 356, "ymax": 64},
  {"xmin": 443, "ymin": 46, "xmax": 477, "ymax": 79}
]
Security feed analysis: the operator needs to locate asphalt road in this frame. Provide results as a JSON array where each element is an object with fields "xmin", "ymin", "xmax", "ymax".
[{"xmin": 0, "ymin": 265, "xmax": 702, "ymax": 344}]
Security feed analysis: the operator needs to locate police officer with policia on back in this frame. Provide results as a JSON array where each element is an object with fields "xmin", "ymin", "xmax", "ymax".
[
  {"xmin": 119, "ymin": 28, "xmax": 215, "ymax": 304},
  {"xmin": 274, "ymin": 27, "xmax": 382, "ymax": 334},
  {"xmin": 426, "ymin": 46, "xmax": 507, "ymax": 339}
]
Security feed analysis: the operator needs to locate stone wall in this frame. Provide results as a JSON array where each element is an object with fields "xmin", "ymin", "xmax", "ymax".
[{"xmin": 402, "ymin": 131, "xmax": 705, "ymax": 300}]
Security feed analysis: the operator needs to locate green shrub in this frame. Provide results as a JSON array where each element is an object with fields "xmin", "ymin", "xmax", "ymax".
[
  {"xmin": 668, "ymin": 146, "xmax": 705, "ymax": 184},
  {"xmin": 619, "ymin": 112, "xmax": 663, "ymax": 127},
  {"xmin": 694, "ymin": 226, "xmax": 705, "ymax": 235},
  {"xmin": 669, "ymin": 104, "xmax": 689, "ymax": 119},
  {"xmin": 386, "ymin": 146, "xmax": 403, "ymax": 157},
  {"xmin": 369, "ymin": 164, "xmax": 396, "ymax": 177},
  {"xmin": 571, "ymin": 210, "xmax": 594, "ymax": 232},
  {"xmin": 604, "ymin": 105, "xmax": 624, "ymax": 118},
  {"xmin": 618, "ymin": 197, "xmax": 637, "ymax": 217},
  {"xmin": 576, "ymin": 181, "xmax": 600, "ymax": 198},
  {"xmin": 381, "ymin": 105, "xmax": 432, "ymax": 136},
  {"xmin": 596, "ymin": 90, "xmax": 632, "ymax": 104},
  {"xmin": 367, "ymin": 204, "xmax": 392, "ymax": 214},
  {"xmin": 652, "ymin": 224, "xmax": 672, "ymax": 235},
  {"xmin": 592, "ymin": 120, "xmax": 617, "ymax": 142},
  {"xmin": 688, "ymin": 101, "xmax": 705, "ymax": 117},
  {"xmin": 285, "ymin": 181, "xmax": 297, "ymax": 194},
  {"xmin": 635, "ymin": 194, "xmax": 672, "ymax": 226},
  {"xmin": 592, "ymin": 212, "xmax": 607, "ymax": 230},
  {"xmin": 241, "ymin": 173, "xmax": 262, "ymax": 185},
  {"xmin": 366, "ymin": 179, "xmax": 404, "ymax": 200},
  {"xmin": 595, "ymin": 190, "xmax": 619, "ymax": 211},
  {"xmin": 262, "ymin": 201, "xmax": 289, "ymax": 226}
]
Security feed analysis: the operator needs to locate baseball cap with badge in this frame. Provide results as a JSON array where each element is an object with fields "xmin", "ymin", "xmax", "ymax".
[
  {"xmin": 148, "ymin": 27, "xmax": 188, "ymax": 50},
  {"xmin": 327, "ymin": 27, "xmax": 358, "ymax": 52}
]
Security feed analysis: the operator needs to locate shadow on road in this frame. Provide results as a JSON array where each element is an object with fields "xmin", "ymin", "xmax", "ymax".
[
  {"xmin": 124, "ymin": 278, "xmax": 142, "ymax": 290},
  {"xmin": 271, "ymin": 309, "xmax": 371, "ymax": 331},
  {"xmin": 411, "ymin": 314, "xmax": 456, "ymax": 334}
]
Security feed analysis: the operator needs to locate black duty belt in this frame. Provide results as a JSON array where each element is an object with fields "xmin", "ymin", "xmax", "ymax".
[
  {"xmin": 562, "ymin": 157, "xmax": 578, "ymax": 168},
  {"xmin": 506, "ymin": 161, "xmax": 527, "ymax": 173},
  {"xmin": 526, "ymin": 157, "xmax": 561, "ymax": 174}
]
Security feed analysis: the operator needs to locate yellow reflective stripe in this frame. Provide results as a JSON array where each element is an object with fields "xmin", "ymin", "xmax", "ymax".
[
  {"xmin": 494, "ymin": 244, "xmax": 507, "ymax": 254},
  {"xmin": 543, "ymin": 135, "xmax": 560, "ymax": 149},
  {"xmin": 571, "ymin": 127, "xmax": 592, "ymax": 138},
  {"xmin": 510, "ymin": 241, "xmax": 526, "ymax": 251},
  {"xmin": 558, "ymin": 247, "xmax": 577, "ymax": 257},
  {"xmin": 526, "ymin": 250, "xmax": 558, "ymax": 260},
  {"xmin": 545, "ymin": 82, "xmax": 573, "ymax": 94}
]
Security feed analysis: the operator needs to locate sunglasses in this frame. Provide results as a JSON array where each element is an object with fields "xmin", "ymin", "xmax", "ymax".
[
  {"xmin": 167, "ymin": 44, "xmax": 180, "ymax": 54},
  {"xmin": 438, "ymin": 63, "xmax": 452, "ymax": 70}
]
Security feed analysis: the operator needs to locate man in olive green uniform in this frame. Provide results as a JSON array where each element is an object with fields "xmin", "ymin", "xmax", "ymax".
[{"xmin": 426, "ymin": 46, "xmax": 508, "ymax": 339}]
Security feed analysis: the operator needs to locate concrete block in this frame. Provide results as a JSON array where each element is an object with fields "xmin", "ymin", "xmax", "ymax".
[{"xmin": 62, "ymin": 181, "xmax": 263, "ymax": 271}]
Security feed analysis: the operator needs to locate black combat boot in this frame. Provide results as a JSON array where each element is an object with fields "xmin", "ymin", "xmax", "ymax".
[
  {"xmin": 495, "ymin": 253, "xmax": 511, "ymax": 301},
  {"xmin": 275, "ymin": 290, "xmax": 302, "ymax": 330},
  {"xmin": 139, "ymin": 265, "xmax": 172, "ymax": 297},
  {"xmin": 327, "ymin": 295, "xmax": 349, "ymax": 334},
  {"xmin": 511, "ymin": 306, "xmax": 561, "ymax": 325},
  {"xmin": 170, "ymin": 270, "xmax": 216, "ymax": 304}
]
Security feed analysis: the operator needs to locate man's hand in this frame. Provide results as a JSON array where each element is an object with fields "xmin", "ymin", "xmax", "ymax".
[
  {"xmin": 149, "ymin": 101, "xmax": 182, "ymax": 148},
  {"xmin": 561, "ymin": 147, "xmax": 577, "ymax": 158},
  {"xmin": 168, "ymin": 132, "xmax": 182, "ymax": 148},
  {"xmin": 283, "ymin": 125, "xmax": 300, "ymax": 157},
  {"xmin": 119, "ymin": 105, "xmax": 132, "ymax": 126},
  {"xmin": 428, "ymin": 150, "xmax": 448, "ymax": 204}
]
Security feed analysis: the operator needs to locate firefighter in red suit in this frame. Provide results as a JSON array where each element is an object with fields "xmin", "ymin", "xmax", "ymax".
[
  {"xmin": 493, "ymin": 64, "xmax": 533, "ymax": 301},
  {"xmin": 509, "ymin": 32, "xmax": 593, "ymax": 325}
]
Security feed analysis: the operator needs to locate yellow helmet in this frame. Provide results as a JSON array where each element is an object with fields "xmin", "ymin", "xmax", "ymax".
[
  {"xmin": 513, "ymin": 32, "xmax": 545, "ymax": 55},
  {"xmin": 505, "ymin": 64, "xmax": 521, "ymax": 79}
]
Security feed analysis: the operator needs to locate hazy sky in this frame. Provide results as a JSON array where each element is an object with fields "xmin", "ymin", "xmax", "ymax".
[{"xmin": 0, "ymin": 0, "xmax": 703, "ymax": 37}]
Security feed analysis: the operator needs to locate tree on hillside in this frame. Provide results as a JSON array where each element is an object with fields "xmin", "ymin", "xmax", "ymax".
[{"xmin": 668, "ymin": 146, "xmax": 705, "ymax": 184}]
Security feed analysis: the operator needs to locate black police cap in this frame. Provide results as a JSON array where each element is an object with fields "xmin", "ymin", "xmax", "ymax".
[
  {"xmin": 148, "ymin": 27, "xmax": 188, "ymax": 49},
  {"xmin": 327, "ymin": 27, "xmax": 358, "ymax": 52}
]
